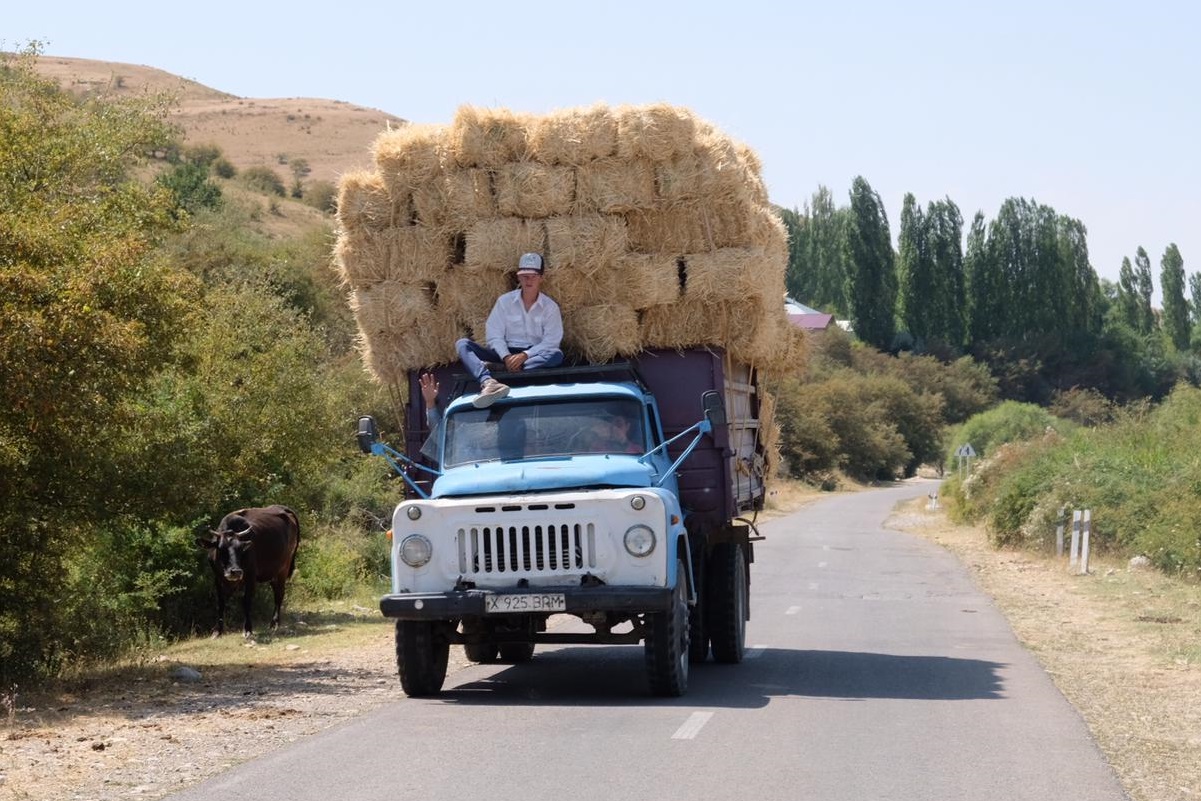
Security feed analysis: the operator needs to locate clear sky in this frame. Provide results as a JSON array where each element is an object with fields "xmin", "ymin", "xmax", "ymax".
[{"xmin": 7, "ymin": 0, "xmax": 1199, "ymax": 294}]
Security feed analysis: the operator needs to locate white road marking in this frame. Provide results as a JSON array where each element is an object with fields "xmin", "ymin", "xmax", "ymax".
[
  {"xmin": 672, "ymin": 711, "xmax": 715, "ymax": 740},
  {"xmin": 786, "ymin": 605, "xmax": 801, "ymax": 615},
  {"xmin": 745, "ymin": 645, "xmax": 766, "ymax": 659},
  {"xmin": 818, "ymin": 561, "xmax": 828, "ymax": 568}
]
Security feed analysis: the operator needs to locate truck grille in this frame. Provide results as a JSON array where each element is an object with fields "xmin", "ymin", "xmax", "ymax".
[{"xmin": 457, "ymin": 522, "xmax": 597, "ymax": 577}]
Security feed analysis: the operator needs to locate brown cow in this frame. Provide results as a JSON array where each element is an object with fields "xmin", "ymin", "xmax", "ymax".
[{"xmin": 196, "ymin": 505, "xmax": 300, "ymax": 637}]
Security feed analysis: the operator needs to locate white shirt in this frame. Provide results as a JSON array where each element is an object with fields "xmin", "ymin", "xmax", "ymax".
[{"xmin": 485, "ymin": 289, "xmax": 563, "ymax": 359}]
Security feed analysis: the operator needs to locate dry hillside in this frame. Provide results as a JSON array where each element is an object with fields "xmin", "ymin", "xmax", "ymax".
[{"xmin": 34, "ymin": 55, "xmax": 406, "ymax": 185}]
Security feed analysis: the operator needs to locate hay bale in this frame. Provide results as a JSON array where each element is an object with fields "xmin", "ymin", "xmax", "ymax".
[
  {"xmin": 735, "ymin": 143, "xmax": 769, "ymax": 205},
  {"xmin": 336, "ymin": 170, "xmax": 394, "ymax": 232},
  {"xmin": 333, "ymin": 231, "xmax": 390, "ymax": 288},
  {"xmin": 545, "ymin": 215, "xmax": 629, "ymax": 269},
  {"xmin": 527, "ymin": 103, "xmax": 618, "ymax": 165},
  {"xmin": 350, "ymin": 280, "xmax": 436, "ymax": 338},
  {"xmin": 615, "ymin": 104, "xmax": 697, "ymax": 162},
  {"xmin": 615, "ymin": 253, "xmax": 682, "ymax": 309},
  {"xmin": 435, "ymin": 265, "xmax": 513, "ymax": 327},
  {"xmin": 693, "ymin": 123, "xmax": 756, "ymax": 205},
  {"xmin": 681, "ymin": 248, "xmax": 764, "ymax": 303},
  {"xmin": 464, "ymin": 218, "xmax": 547, "ymax": 271},
  {"xmin": 575, "ymin": 158, "xmax": 655, "ymax": 214},
  {"xmin": 441, "ymin": 168, "xmax": 496, "ymax": 229},
  {"xmin": 494, "ymin": 163, "xmax": 576, "ymax": 218},
  {"xmin": 450, "ymin": 106, "xmax": 531, "ymax": 168},
  {"xmin": 562, "ymin": 303, "xmax": 641, "ymax": 364},
  {"xmin": 654, "ymin": 154, "xmax": 705, "ymax": 205},
  {"xmin": 383, "ymin": 226, "xmax": 453, "ymax": 283},
  {"xmin": 542, "ymin": 261, "xmax": 622, "ymax": 311},
  {"xmin": 625, "ymin": 201, "xmax": 755, "ymax": 253},
  {"xmin": 373, "ymin": 124, "xmax": 447, "ymax": 197}
]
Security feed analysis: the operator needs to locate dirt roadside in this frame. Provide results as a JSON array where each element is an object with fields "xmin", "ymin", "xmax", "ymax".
[
  {"xmin": 2, "ymin": 488, "xmax": 1198, "ymax": 801},
  {"xmin": 888, "ymin": 498, "xmax": 1201, "ymax": 801}
]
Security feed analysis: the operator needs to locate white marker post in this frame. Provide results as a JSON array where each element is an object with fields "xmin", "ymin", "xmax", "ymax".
[
  {"xmin": 1055, "ymin": 506, "xmax": 1066, "ymax": 557},
  {"xmin": 1079, "ymin": 509, "xmax": 1092, "ymax": 575},
  {"xmin": 1069, "ymin": 510, "xmax": 1082, "ymax": 571}
]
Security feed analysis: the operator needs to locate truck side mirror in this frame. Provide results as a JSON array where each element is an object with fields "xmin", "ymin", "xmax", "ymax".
[
  {"xmin": 356, "ymin": 415, "xmax": 379, "ymax": 454},
  {"xmin": 701, "ymin": 390, "xmax": 726, "ymax": 427}
]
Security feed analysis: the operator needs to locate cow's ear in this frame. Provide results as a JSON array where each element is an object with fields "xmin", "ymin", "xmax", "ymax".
[{"xmin": 195, "ymin": 536, "xmax": 215, "ymax": 549}]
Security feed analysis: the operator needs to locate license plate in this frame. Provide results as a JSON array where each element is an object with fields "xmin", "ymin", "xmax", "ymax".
[{"xmin": 485, "ymin": 593, "xmax": 567, "ymax": 614}]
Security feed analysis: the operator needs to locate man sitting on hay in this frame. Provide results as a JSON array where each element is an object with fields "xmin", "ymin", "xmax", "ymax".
[{"xmin": 455, "ymin": 252, "xmax": 564, "ymax": 408}]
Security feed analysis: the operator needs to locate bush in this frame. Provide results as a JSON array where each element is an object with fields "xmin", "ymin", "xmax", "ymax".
[
  {"xmin": 303, "ymin": 180, "xmax": 338, "ymax": 213},
  {"xmin": 241, "ymin": 165, "xmax": 286, "ymax": 196},
  {"xmin": 943, "ymin": 401, "xmax": 1064, "ymax": 471},
  {"xmin": 293, "ymin": 523, "xmax": 391, "ymax": 601},
  {"xmin": 212, "ymin": 157, "xmax": 237, "ymax": 179}
]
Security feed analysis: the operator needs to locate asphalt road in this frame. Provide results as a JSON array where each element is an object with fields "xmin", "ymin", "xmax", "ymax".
[{"xmin": 169, "ymin": 479, "xmax": 1128, "ymax": 801}]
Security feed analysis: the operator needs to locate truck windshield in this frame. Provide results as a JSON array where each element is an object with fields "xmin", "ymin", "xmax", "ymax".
[{"xmin": 442, "ymin": 397, "xmax": 646, "ymax": 467}]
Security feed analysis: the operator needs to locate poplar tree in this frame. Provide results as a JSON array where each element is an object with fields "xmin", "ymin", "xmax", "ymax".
[
  {"xmin": 965, "ymin": 211, "xmax": 998, "ymax": 343},
  {"xmin": 807, "ymin": 186, "xmax": 847, "ymax": 313},
  {"xmin": 843, "ymin": 176, "xmax": 896, "ymax": 349},
  {"xmin": 1118, "ymin": 257, "xmax": 1141, "ymax": 329},
  {"xmin": 1189, "ymin": 272, "xmax": 1201, "ymax": 327},
  {"xmin": 1160, "ymin": 243, "xmax": 1189, "ymax": 350},
  {"xmin": 1135, "ymin": 247, "xmax": 1155, "ymax": 334},
  {"xmin": 897, "ymin": 193, "xmax": 931, "ymax": 342},
  {"xmin": 927, "ymin": 198, "xmax": 965, "ymax": 346}
]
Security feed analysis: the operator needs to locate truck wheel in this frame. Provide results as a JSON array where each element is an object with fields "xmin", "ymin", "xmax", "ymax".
[
  {"xmin": 464, "ymin": 642, "xmax": 499, "ymax": 663},
  {"xmin": 499, "ymin": 642, "xmax": 535, "ymax": 663},
  {"xmin": 644, "ymin": 560, "xmax": 690, "ymax": 697},
  {"xmin": 395, "ymin": 620, "xmax": 449, "ymax": 696},
  {"xmin": 707, "ymin": 543, "xmax": 747, "ymax": 663},
  {"xmin": 688, "ymin": 548, "xmax": 709, "ymax": 663}
]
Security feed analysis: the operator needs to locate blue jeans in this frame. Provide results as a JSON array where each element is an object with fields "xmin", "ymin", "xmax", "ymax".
[{"xmin": 455, "ymin": 338, "xmax": 564, "ymax": 382}]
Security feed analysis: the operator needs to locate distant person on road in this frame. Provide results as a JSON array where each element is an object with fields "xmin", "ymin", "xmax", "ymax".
[{"xmin": 455, "ymin": 252, "xmax": 564, "ymax": 409}]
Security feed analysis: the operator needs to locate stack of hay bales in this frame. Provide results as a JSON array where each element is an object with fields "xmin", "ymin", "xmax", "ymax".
[{"xmin": 335, "ymin": 103, "xmax": 805, "ymax": 399}]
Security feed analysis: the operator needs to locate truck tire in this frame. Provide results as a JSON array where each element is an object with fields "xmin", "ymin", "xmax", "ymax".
[
  {"xmin": 465, "ymin": 642, "xmax": 499, "ymax": 663},
  {"xmin": 688, "ymin": 547, "xmax": 710, "ymax": 663},
  {"xmin": 644, "ymin": 560, "xmax": 690, "ymax": 697},
  {"xmin": 499, "ymin": 642, "xmax": 535, "ymax": 663},
  {"xmin": 395, "ymin": 620, "xmax": 449, "ymax": 696},
  {"xmin": 707, "ymin": 542, "xmax": 747, "ymax": 663}
]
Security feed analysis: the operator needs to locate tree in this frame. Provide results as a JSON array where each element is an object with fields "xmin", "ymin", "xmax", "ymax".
[
  {"xmin": 0, "ymin": 45, "xmax": 194, "ymax": 683},
  {"xmin": 1160, "ymin": 243, "xmax": 1188, "ymax": 350},
  {"xmin": 843, "ymin": 176, "xmax": 896, "ymax": 349},
  {"xmin": 1135, "ymin": 246, "xmax": 1155, "ymax": 334},
  {"xmin": 897, "ymin": 193, "xmax": 930, "ymax": 343},
  {"xmin": 965, "ymin": 211, "xmax": 1000, "ymax": 343},
  {"xmin": 1117, "ymin": 257, "xmax": 1141, "ymax": 330},
  {"xmin": 1190, "ymin": 272, "xmax": 1201, "ymax": 327},
  {"xmin": 925, "ymin": 197, "xmax": 965, "ymax": 347},
  {"xmin": 157, "ymin": 161, "xmax": 222, "ymax": 217}
]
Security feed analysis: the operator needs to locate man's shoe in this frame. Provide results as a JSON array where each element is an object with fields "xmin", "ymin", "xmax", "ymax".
[{"xmin": 473, "ymin": 379, "xmax": 510, "ymax": 408}]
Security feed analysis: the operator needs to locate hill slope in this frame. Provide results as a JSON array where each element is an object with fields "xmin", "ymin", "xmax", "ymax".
[{"xmin": 34, "ymin": 55, "xmax": 405, "ymax": 185}]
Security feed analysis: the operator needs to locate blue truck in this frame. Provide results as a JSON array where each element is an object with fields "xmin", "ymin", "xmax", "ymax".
[{"xmin": 356, "ymin": 348, "xmax": 768, "ymax": 697}]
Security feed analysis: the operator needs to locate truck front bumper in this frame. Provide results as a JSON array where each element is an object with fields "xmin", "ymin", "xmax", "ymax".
[{"xmin": 380, "ymin": 585, "xmax": 673, "ymax": 620}]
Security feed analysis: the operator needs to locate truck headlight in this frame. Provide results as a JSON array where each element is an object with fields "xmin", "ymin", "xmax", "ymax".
[
  {"xmin": 399, "ymin": 534, "xmax": 432, "ymax": 567},
  {"xmin": 623, "ymin": 525, "xmax": 656, "ymax": 557}
]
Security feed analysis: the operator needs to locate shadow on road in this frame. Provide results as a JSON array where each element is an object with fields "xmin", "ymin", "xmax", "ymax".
[{"xmin": 435, "ymin": 646, "xmax": 1005, "ymax": 709}]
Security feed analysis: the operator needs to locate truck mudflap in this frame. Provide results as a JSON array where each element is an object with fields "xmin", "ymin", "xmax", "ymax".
[{"xmin": 380, "ymin": 585, "xmax": 674, "ymax": 620}]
